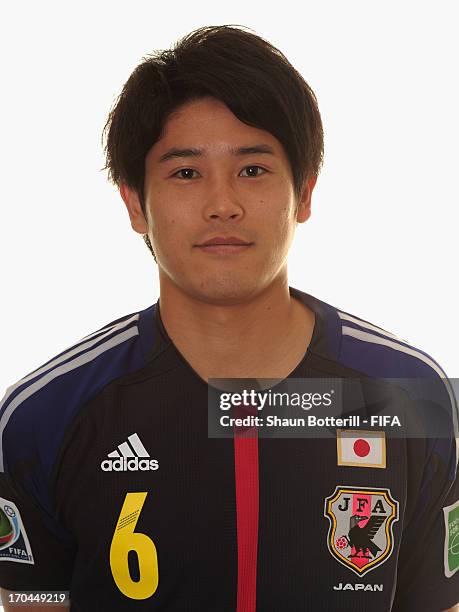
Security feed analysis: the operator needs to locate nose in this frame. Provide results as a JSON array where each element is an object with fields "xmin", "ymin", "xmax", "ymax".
[{"xmin": 202, "ymin": 176, "xmax": 244, "ymax": 222}]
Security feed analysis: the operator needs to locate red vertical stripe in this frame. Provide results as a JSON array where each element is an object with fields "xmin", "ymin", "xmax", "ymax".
[{"xmin": 234, "ymin": 431, "xmax": 259, "ymax": 612}]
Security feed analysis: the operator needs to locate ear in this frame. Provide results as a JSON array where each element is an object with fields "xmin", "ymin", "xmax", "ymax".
[
  {"xmin": 119, "ymin": 182, "xmax": 149, "ymax": 234},
  {"xmin": 296, "ymin": 174, "xmax": 317, "ymax": 224}
]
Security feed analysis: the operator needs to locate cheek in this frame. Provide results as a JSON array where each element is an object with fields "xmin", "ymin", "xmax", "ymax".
[
  {"xmin": 150, "ymin": 206, "xmax": 195, "ymax": 254},
  {"xmin": 263, "ymin": 181, "xmax": 296, "ymax": 221},
  {"xmin": 151, "ymin": 215, "xmax": 177, "ymax": 246},
  {"xmin": 273, "ymin": 205, "xmax": 298, "ymax": 258},
  {"xmin": 269, "ymin": 200, "xmax": 296, "ymax": 236}
]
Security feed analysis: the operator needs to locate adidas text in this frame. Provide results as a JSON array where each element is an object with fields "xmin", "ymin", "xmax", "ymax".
[{"xmin": 101, "ymin": 457, "xmax": 159, "ymax": 472}]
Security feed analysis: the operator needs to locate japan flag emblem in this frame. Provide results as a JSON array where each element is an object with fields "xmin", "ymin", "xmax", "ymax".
[{"xmin": 337, "ymin": 429, "xmax": 386, "ymax": 469}]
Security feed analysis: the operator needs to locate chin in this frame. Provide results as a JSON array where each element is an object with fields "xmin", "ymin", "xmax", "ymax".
[{"xmin": 188, "ymin": 273, "xmax": 265, "ymax": 305}]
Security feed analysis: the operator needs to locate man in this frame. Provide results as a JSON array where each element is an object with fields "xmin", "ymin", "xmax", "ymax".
[{"xmin": 0, "ymin": 24, "xmax": 458, "ymax": 611}]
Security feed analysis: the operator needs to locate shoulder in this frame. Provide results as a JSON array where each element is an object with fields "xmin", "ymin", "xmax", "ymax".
[
  {"xmin": 334, "ymin": 304, "xmax": 448, "ymax": 378},
  {"xmin": 295, "ymin": 286, "xmax": 458, "ymax": 459},
  {"xmin": 294, "ymin": 286, "xmax": 448, "ymax": 379},
  {"xmin": 322, "ymin": 299, "xmax": 458, "ymax": 466},
  {"xmin": 328, "ymin": 300, "xmax": 455, "ymax": 416},
  {"xmin": 0, "ymin": 306, "xmax": 154, "ymax": 477}
]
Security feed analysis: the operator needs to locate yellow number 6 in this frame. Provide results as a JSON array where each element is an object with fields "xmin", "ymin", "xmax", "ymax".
[{"xmin": 109, "ymin": 492, "xmax": 159, "ymax": 599}]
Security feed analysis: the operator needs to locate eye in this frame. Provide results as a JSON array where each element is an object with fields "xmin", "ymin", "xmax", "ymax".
[
  {"xmin": 171, "ymin": 166, "xmax": 267, "ymax": 180},
  {"xmin": 172, "ymin": 168, "xmax": 199, "ymax": 179},
  {"xmin": 239, "ymin": 165, "xmax": 267, "ymax": 178}
]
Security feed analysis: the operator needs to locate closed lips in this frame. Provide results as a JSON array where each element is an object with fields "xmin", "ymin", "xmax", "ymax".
[{"xmin": 197, "ymin": 237, "xmax": 252, "ymax": 246}]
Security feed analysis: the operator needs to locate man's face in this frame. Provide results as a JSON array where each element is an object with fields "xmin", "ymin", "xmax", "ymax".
[{"xmin": 122, "ymin": 96, "xmax": 315, "ymax": 304}]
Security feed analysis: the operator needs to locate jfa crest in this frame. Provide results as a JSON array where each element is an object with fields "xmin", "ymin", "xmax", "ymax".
[{"xmin": 324, "ymin": 486, "xmax": 399, "ymax": 576}]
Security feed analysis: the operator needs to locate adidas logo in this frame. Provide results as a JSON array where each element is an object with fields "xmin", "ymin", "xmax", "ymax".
[{"xmin": 100, "ymin": 433, "xmax": 159, "ymax": 472}]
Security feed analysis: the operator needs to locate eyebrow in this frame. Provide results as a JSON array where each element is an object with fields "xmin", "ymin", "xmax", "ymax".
[{"xmin": 157, "ymin": 144, "xmax": 275, "ymax": 164}]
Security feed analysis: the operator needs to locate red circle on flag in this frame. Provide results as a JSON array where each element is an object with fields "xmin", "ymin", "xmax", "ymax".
[{"xmin": 353, "ymin": 438, "xmax": 370, "ymax": 457}]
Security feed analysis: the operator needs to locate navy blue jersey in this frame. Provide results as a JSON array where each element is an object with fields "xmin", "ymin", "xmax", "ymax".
[{"xmin": 0, "ymin": 286, "xmax": 458, "ymax": 611}]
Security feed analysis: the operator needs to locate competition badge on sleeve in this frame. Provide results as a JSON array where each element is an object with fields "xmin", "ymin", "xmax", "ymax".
[
  {"xmin": 443, "ymin": 499, "xmax": 459, "ymax": 578},
  {"xmin": 324, "ymin": 486, "xmax": 398, "ymax": 576},
  {"xmin": 0, "ymin": 496, "xmax": 34, "ymax": 564}
]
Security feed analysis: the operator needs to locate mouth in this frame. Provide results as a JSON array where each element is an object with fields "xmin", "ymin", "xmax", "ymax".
[
  {"xmin": 195, "ymin": 243, "xmax": 253, "ymax": 254},
  {"xmin": 195, "ymin": 236, "xmax": 254, "ymax": 254}
]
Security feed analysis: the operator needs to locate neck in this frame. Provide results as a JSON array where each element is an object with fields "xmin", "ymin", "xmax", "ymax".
[{"xmin": 157, "ymin": 273, "xmax": 315, "ymax": 382}]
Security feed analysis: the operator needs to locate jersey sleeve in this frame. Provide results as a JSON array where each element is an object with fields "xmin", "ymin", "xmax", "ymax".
[
  {"xmin": 0, "ymin": 471, "xmax": 75, "ymax": 592},
  {"xmin": 392, "ymin": 433, "xmax": 459, "ymax": 611}
]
